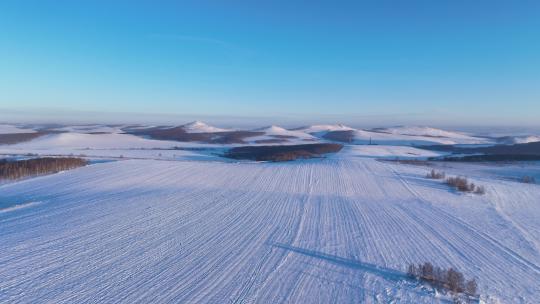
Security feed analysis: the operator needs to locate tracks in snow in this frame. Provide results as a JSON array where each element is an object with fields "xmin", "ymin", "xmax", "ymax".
[{"xmin": 0, "ymin": 158, "xmax": 539, "ymax": 303}]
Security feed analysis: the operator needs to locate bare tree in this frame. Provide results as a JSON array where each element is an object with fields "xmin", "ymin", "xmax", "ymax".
[
  {"xmin": 447, "ymin": 268, "xmax": 465, "ymax": 293},
  {"xmin": 465, "ymin": 279, "xmax": 478, "ymax": 296}
]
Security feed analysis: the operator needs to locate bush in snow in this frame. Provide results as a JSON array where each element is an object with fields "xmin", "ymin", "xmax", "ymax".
[
  {"xmin": 407, "ymin": 262, "xmax": 478, "ymax": 298},
  {"xmin": 426, "ymin": 169, "xmax": 445, "ymax": 179},
  {"xmin": 445, "ymin": 176, "xmax": 473, "ymax": 192},
  {"xmin": 444, "ymin": 176, "xmax": 485, "ymax": 194}
]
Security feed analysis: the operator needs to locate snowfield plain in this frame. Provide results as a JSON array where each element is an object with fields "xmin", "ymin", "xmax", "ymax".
[{"xmin": 1, "ymin": 124, "xmax": 540, "ymax": 303}]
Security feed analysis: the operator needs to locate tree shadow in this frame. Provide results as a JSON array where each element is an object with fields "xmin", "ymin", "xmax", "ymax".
[
  {"xmin": 272, "ymin": 242, "xmax": 462, "ymax": 303},
  {"xmin": 272, "ymin": 242, "xmax": 408, "ymax": 282}
]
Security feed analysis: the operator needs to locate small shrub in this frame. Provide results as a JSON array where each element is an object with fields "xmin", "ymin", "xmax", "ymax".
[
  {"xmin": 407, "ymin": 262, "xmax": 478, "ymax": 298},
  {"xmin": 445, "ymin": 176, "xmax": 485, "ymax": 194},
  {"xmin": 427, "ymin": 169, "xmax": 446, "ymax": 179},
  {"xmin": 465, "ymin": 279, "xmax": 478, "ymax": 295},
  {"xmin": 446, "ymin": 176, "xmax": 473, "ymax": 192}
]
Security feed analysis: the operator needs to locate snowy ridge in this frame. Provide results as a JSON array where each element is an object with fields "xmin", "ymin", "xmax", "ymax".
[
  {"xmin": 297, "ymin": 124, "xmax": 355, "ymax": 133},
  {"xmin": 254, "ymin": 125, "xmax": 314, "ymax": 138},
  {"xmin": 246, "ymin": 125, "xmax": 316, "ymax": 144},
  {"xmin": 374, "ymin": 126, "xmax": 472, "ymax": 138},
  {"xmin": 181, "ymin": 121, "xmax": 230, "ymax": 133},
  {"xmin": 350, "ymin": 128, "xmax": 490, "ymax": 146}
]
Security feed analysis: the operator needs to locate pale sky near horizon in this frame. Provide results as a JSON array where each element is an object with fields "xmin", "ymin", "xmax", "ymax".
[{"xmin": 1, "ymin": 1, "xmax": 539, "ymax": 127}]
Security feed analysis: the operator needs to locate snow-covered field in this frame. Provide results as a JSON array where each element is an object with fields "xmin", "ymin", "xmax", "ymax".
[{"xmin": 1, "ymin": 123, "xmax": 540, "ymax": 303}]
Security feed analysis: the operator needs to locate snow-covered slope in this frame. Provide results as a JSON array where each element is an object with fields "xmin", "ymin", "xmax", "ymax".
[
  {"xmin": 181, "ymin": 121, "xmax": 230, "ymax": 133},
  {"xmin": 247, "ymin": 125, "xmax": 317, "ymax": 143},
  {"xmin": 6, "ymin": 132, "xmax": 181, "ymax": 150},
  {"xmin": 1, "ymin": 158, "xmax": 539, "ymax": 303},
  {"xmin": 373, "ymin": 126, "xmax": 471, "ymax": 138},
  {"xmin": 0, "ymin": 124, "xmax": 36, "ymax": 134},
  {"xmin": 497, "ymin": 135, "xmax": 540, "ymax": 145},
  {"xmin": 0, "ymin": 132, "xmax": 227, "ymax": 161},
  {"xmin": 367, "ymin": 126, "xmax": 491, "ymax": 145},
  {"xmin": 50, "ymin": 125, "xmax": 123, "ymax": 134},
  {"xmin": 351, "ymin": 128, "xmax": 489, "ymax": 146},
  {"xmin": 336, "ymin": 145, "xmax": 444, "ymax": 159}
]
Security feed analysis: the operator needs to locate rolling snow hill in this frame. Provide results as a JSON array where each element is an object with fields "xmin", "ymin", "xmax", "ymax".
[
  {"xmin": 181, "ymin": 121, "xmax": 231, "ymax": 133},
  {"xmin": 296, "ymin": 124, "xmax": 355, "ymax": 134},
  {"xmin": 250, "ymin": 125, "xmax": 316, "ymax": 141}
]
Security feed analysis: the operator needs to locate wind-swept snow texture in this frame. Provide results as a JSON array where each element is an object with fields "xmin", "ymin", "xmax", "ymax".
[{"xmin": 1, "ymin": 158, "xmax": 539, "ymax": 303}]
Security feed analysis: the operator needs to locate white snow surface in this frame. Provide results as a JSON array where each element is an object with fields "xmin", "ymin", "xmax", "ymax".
[
  {"xmin": 337, "ymin": 145, "xmax": 444, "ymax": 159},
  {"xmin": 0, "ymin": 124, "xmax": 36, "ymax": 134},
  {"xmin": 1, "ymin": 156, "xmax": 540, "ymax": 303}
]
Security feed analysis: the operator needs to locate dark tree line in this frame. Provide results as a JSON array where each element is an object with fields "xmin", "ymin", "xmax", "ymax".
[
  {"xmin": 407, "ymin": 262, "xmax": 478, "ymax": 297},
  {"xmin": 225, "ymin": 143, "xmax": 343, "ymax": 161},
  {"xmin": 0, "ymin": 157, "xmax": 87, "ymax": 180}
]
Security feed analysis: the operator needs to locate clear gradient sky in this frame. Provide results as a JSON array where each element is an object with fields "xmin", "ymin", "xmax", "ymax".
[{"xmin": 0, "ymin": 1, "xmax": 539, "ymax": 127}]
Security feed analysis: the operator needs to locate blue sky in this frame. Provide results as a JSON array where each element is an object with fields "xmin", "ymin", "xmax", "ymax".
[{"xmin": 0, "ymin": 0, "xmax": 539, "ymax": 127}]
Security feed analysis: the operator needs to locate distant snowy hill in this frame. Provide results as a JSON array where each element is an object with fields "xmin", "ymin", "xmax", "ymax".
[
  {"xmin": 0, "ymin": 124, "xmax": 36, "ymax": 134},
  {"xmin": 372, "ymin": 126, "xmax": 475, "ymax": 139},
  {"xmin": 7, "ymin": 132, "xmax": 181, "ymax": 150},
  {"xmin": 0, "ymin": 122, "xmax": 497, "ymax": 148},
  {"xmin": 362, "ymin": 126, "xmax": 490, "ymax": 145},
  {"xmin": 50, "ymin": 125, "xmax": 123, "ymax": 134},
  {"xmin": 296, "ymin": 124, "xmax": 355, "ymax": 134},
  {"xmin": 180, "ymin": 121, "xmax": 230, "ymax": 133},
  {"xmin": 247, "ymin": 125, "xmax": 317, "ymax": 144}
]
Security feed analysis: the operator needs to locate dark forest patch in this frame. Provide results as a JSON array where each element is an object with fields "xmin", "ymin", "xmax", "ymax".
[
  {"xmin": 224, "ymin": 143, "xmax": 343, "ymax": 162},
  {"xmin": 127, "ymin": 127, "xmax": 264, "ymax": 144},
  {"xmin": 322, "ymin": 130, "xmax": 355, "ymax": 143},
  {"xmin": 0, "ymin": 157, "xmax": 87, "ymax": 180},
  {"xmin": 0, "ymin": 132, "xmax": 49, "ymax": 145},
  {"xmin": 254, "ymin": 139, "xmax": 288, "ymax": 144}
]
